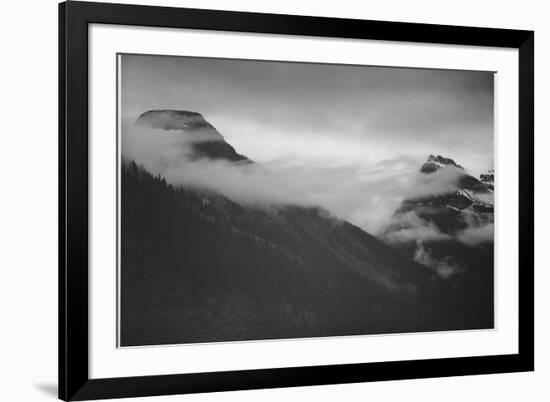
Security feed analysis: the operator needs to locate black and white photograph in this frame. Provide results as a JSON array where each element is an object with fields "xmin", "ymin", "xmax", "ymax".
[
  {"xmin": 119, "ymin": 54, "xmax": 495, "ymax": 347},
  {"xmin": 0, "ymin": 0, "xmax": 542, "ymax": 400}
]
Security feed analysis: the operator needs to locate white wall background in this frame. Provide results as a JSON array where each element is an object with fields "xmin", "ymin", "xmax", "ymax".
[{"xmin": 0, "ymin": 0, "xmax": 546, "ymax": 401}]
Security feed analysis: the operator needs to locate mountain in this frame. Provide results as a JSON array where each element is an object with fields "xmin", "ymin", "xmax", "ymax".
[
  {"xmin": 420, "ymin": 154, "xmax": 465, "ymax": 173},
  {"xmin": 381, "ymin": 155, "xmax": 494, "ymax": 326},
  {"xmin": 121, "ymin": 113, "xmax": 494, "ymax": 346},
  {"xmin": 480, "ymin": 169, "xmax": 495, "ymax": 190},
  {"xmin": 136, "ymin": 110, "xmax": 251, "ymax": 163},
  {"xmin": 383, "ymin": 154, "xmax": 494, "ymax": 251}
]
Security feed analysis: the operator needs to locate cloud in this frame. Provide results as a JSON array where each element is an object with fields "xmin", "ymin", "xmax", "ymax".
[
  {"xmin": 457, "ymin": 224, "xmax": 494, "ymax": 246},
  {"xmin": 383, "ymin": 211, "xmax": 451, "ymax": 243},
  {"xmin": 413, "ymin": 241, "xmax": 463, "ymax": 279},
  {"xmin": 122, "ymin": 120, "xmax": 467, "ymax": 234}
]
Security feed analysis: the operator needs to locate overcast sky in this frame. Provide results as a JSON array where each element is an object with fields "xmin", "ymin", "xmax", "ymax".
[{"xmin": 120, "ymin": 54, "xmax": 494, "ymax": 233}]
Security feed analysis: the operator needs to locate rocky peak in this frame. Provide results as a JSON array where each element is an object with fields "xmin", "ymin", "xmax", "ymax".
[
  {"xmin": 407, "ymin": 155, "xmax": 494, "ymax": 211},
  {"xmin": 420, "ymin": 154, "xmax": 465, "ymax": 174}
]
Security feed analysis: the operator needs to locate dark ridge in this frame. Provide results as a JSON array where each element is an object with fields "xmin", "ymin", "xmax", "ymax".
[
  {"xmin": 457, "ymin": 174, "xmax": 487, "ymax": 192},
  {"xmin": 191, "ymin": 141, "xmax": 252, "ymax": 163}
]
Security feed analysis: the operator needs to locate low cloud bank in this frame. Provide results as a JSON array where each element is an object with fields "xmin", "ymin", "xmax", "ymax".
[
  {"xmin": 457, "ymin": 224, "xmax": 494, "ymax": 246},
  {"xmin": 123, "ymin": 117, "xmax": 495, "ymax": 280},
  {"xmin": 413, "ymin": 241, "xmax": 463, "ymax": 279},
  {"xmin": 383, "ymin": 211, "xmax": 451, "ymax": 244},
  {"xmin": 384, "ymin": 208, "xmax": 493, "ymax": 278},
  {"xmin": 122, "ymin": 119, "xmax": 467, "ymax": 234}
]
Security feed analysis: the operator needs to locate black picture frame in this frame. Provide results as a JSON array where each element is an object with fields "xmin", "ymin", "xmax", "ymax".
[{"xmin": 59, "ymin": 1, "xmax": 534, "ymax": 400}]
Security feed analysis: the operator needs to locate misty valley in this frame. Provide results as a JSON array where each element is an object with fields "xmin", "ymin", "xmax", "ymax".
[{"xmin": 120, "ymin": 110, "xmax": 494, "ymax": 346}]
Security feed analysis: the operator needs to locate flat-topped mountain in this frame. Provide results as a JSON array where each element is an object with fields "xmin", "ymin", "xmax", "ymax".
[
  {"xmin": 135, "ymin": 110, "xmax": 251, "ymax": 163},
  {"xmin": 137, "ymin": 110, "xmax": 218, "ymax": 131}
]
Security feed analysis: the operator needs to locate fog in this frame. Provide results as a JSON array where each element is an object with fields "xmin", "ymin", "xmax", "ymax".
[
  {"xmin": 457, "ymin": 224, "xmax": 494, "ymax": 246},
  {"xmin": 123, "ymin": 118, "xmax": 474, "ymax": 234}
]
